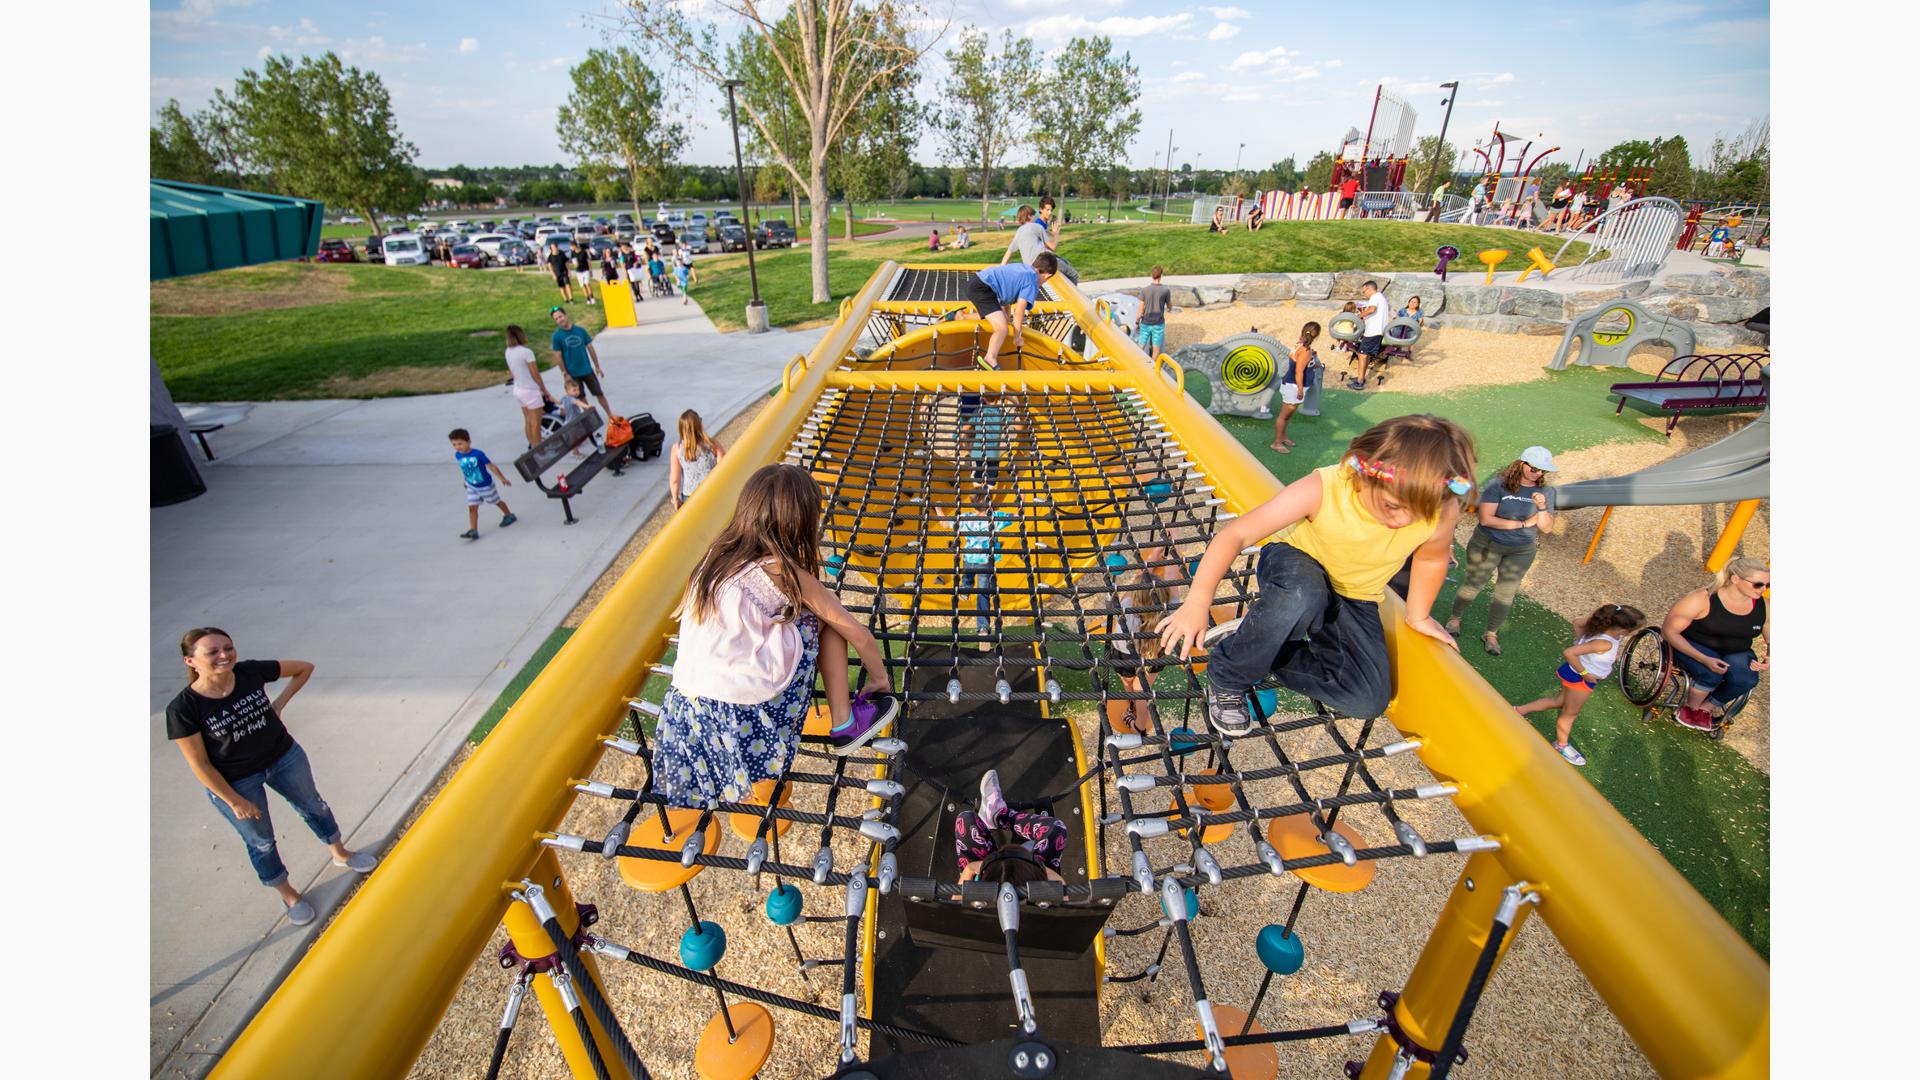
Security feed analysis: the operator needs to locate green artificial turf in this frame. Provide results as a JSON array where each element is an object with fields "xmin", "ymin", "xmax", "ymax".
[
  {"xmin": 468, "ymin": 627, "xmax": 576, "ymax": 743},
  {"xmin": 151, "ymin": 262, "xmax": 609, "ymax": 401}
]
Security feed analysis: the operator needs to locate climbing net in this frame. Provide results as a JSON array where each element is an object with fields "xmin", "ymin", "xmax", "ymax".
[{"xmin": 494, "ymin": 375, "xmax": 1515, "ymax": 1080}]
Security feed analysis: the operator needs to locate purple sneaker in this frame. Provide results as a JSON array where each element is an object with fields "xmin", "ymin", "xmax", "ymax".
[
  {"xmin": 830, "ymin": 690, "xmax": 899, "ymax": 756},
  {"xmin": 977, "ymin": 768, "xmax": 1009, "ymax": 828}
]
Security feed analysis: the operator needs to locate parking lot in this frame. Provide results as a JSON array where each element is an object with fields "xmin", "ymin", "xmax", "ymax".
[{"xmin": 320, "ymin": 208, "xmax": 796, "ymax": 269}]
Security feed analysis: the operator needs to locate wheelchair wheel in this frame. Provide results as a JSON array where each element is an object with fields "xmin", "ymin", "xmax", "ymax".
[{"xmin": 1617, "ymin": 626, "xmax": 1671, "ymax": 708}]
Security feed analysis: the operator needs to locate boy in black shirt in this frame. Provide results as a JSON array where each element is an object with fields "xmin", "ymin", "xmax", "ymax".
[{"xmin": 546, "ymin": 242, "xmax": 575, "ymax": 303}]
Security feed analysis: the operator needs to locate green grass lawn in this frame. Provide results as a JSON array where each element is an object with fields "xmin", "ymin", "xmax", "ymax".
[
  {"xmin": 152, "ymin": 262, "xmax": 608, "ymax": 401},
  {"xmin": 692, "ymin": 220, "xmax": 1591, "ymax": 331}
]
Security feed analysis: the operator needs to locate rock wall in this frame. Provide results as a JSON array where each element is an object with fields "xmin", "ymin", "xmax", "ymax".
[{"xmin": 1101, "ymin": 266, "xmax": 1769, "ymax": 349}]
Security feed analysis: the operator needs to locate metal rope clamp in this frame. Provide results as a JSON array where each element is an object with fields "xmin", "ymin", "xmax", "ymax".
[
  {"xmin": 1352, "ymin": 990, "xmax": 1465, "ymax": 1075},
  {"xmin": 497, "ymin": 898, "xmax": 599, "ymax": 974}
]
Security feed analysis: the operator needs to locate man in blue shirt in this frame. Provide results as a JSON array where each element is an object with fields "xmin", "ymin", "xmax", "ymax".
[
  {"xmin": 548, "ymin": 307, "xmax": 612, "ymax": 418},
  {"xmin": 967, "ymin": 251, "xmax": 1057, "ymax": 370}
]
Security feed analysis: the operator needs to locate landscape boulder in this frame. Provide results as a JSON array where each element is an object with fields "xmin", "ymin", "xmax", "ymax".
[
  {"xmin": 1443, "ymin": 283, "xmax": 1501, "ymax": 316},
  {"xmin": 1292, "ymin": 273, "xmax": 1334, "ymax": 301},
  {"xmin": 1236, "ymin": 274, "xmax": 1297, "ymax": 303},
  {"xmin": 1330, "ymin": 270, "xmax": 1389, "ymax": 301}
]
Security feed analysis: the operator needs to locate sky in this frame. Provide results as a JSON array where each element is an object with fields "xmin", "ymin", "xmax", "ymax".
[{"xmin": 151, "ymin": 0, "xmax": 1770, "ymax": 176}]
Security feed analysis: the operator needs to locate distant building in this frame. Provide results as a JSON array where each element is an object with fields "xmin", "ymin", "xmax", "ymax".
[{"xmin": 428, "ymin": 177, "xmax": 463, "ymax": 190}]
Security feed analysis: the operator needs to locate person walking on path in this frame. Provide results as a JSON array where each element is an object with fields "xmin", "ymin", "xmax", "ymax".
[
  {"xmin": 1446, "ymin": 446, "xmax": 1557, "ymax": 655},
  {"xmin": 1468, "ymin": 178, "xmax": 1488, "ymax": 225},
  {"xmin": 1136, "ymin": 266, "xmax": 1172, "ymax": 358},
  {"xmin": 545, "ymin": 242, "xmax": 575, "ymax": 304},
  {"xmin": 549, "ymin": 307, "xmax": 612, "ymax": 418},
  {"xmin": 670, "ymin": 409, "xmax": 726, "ymax": 509},
  {"xmin": 503, "ymin": 325, "xmax": 554, "ymax": 448},
  {"xmin": 1269, "ymin": 321, "xmax": 1321, "ymax": 453},
  {"xmin": 167, "ymin": 629, "xmax": 379, "ymax": 927},
  {"xmin": 572, "ymin": 242, "xmax": 597, "ymax": 305},
  {"xmin": 1349, "ymin": 281, "xmax": 1390, "ymax": 389},
  {"xmin": 1662, "ymin": 556, "xmax": 1769, "ymax": 731},
  {"xmin": 449, "ymin": 428, "xmax": 517, "ymax": 539},
  {"xmin": 675, "ymin": 241, "xmax": 695, "ymax": 305}
]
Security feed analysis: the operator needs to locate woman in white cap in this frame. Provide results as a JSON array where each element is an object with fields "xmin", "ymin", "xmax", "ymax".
[{"xmin": 1445, "ymin": 446, "xmax": 1557, "ymax": 655}]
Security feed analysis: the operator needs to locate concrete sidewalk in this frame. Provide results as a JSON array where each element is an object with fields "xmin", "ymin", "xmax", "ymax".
[{"xmin": 150, "ymin": 296, "xmax": 822, "ymax": 1077}]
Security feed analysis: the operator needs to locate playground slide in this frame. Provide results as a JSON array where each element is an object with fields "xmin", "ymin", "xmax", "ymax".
[{"xmin": 1550, "ymin": 405, "xmax": 1769, "ymax": 512}]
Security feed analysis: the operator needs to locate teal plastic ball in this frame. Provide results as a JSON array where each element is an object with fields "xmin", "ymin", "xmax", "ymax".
[
  {"xmin": 679, "ymin": 921, "xmax": 727, "ymax": 971},
  {"xmin": 1256, "ymin": 924, "xmax": 1305, "ymax": 975},
  {"xmin": 1169, "ymin": 727, "xmax": 1204, "ymax": 755},
  {"xmin": 1159, "ymin": 885, "xmax": 1200, "ymax": 921},
  {"xmin": 765, "ymin": 883, "xmax": 803, "ymax": 926}
]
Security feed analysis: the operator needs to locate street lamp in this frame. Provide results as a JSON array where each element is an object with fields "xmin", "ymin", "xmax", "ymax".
[
  {"xmin": 1235, "ymin": 142, "xmax": 1246, "ymax": 175},
  {"xmin": 1428, "ymin": 81, "xmax": 1459, "ymax": 200},
  {"xmin": 723, "ymin": 78, "xmax": 767, "ymax": 333}
]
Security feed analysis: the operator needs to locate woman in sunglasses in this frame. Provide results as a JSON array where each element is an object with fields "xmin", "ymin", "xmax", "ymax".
[{"xmin": 1662, "ymin": 556, "xmax": 1770, "ymax": 731}]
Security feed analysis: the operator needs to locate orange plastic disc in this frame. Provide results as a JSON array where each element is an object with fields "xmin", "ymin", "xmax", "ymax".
[
  {"xmin": 617, "ymin": 808, "xmax": 719, "ymax": 893},
  {"xmin": 1105, "ymin": 697, "xmax": 1150, "ymax": 735},
  {"xmin": 1266, "ymin": 815, "xmax": 1375, "ymax": 893},
  {"xmin": 694, "ymin": 1002, "xmax": 775, "ymax": 1080},
  {"xmin": 803, "ymin": 703, "xmax": 834, "ymax": 738},
  {"xmin": 1201, "ymin": 1005, "xmax": 1278, "ymax": 1080},
  {"xmin": 728, "ymin": 778, "xmax": 795, "ymax": 840},
  {"xmin": 1180, "ymin": 769, "xmax": 1236, "ymax": 844}
]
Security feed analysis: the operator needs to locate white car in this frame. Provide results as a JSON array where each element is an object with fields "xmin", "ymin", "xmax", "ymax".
[
  {"xmin": 470, "ymin": 233, "xmax": 516, "ymax": 257},
  {"xmin": 532, "ymin": 226, "xmax": 570, "ymax": 251},
  {"xmin": 690, "ymin": 212, "xmax": 709, "ymax": 231},
  {"xmin": 382, "ymin": 233, "xmax": 428, "ymax": 266},
  {"xmin": 339, "ymin": 215, "xmax": 364, "ymax": 225}
]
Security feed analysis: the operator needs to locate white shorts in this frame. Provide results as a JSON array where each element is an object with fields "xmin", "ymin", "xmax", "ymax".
[
  {"xmin": 512, "ymin": 384, "xmax": 546, "ymax": 410},
  {"xmin": 465, "ymin": 482, "xmax": 502, "ymax": 506},
  {"xmin": 1279, "ymin": 382, "xmax": 1305, "ymax": 405}
]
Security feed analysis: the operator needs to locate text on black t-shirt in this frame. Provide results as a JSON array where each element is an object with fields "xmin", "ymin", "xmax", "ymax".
[{"xmin": 165, "ymin": 660, "xmax": 295, "ymax": 783}]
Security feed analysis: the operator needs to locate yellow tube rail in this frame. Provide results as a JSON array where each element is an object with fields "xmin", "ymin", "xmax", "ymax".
[
  {"xmin": 1048, "ymin": 275, "xmax": 1768, "ymax": 1079},
  {"xmin": 211, "ymin": 262, "xmax": 902, "ymax": 1079}
]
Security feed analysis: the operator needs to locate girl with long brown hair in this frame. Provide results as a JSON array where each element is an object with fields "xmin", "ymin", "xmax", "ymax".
[
  {"xmin": 502, "ymin": 324, "xmax": 553, "ymax": 448},
  {"xmin": 654, "ymin": 466, "xmax": 899, "ymax": 809},
  {"xmin": 1514, "ymin": 603, "xmax": 1646, "ymax": 766},
  {"xmin": 1269, "ymin": 321, "xmax": 1321, "ymax": 453},
  {"xmin": 669, "ymin": 409, "xmax": 726, "ymax": 510}
]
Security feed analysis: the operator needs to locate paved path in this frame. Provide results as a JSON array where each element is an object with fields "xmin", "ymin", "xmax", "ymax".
[{"xmin": 150, "ymin": 297, "xmax": 822, "ymax": 1077}]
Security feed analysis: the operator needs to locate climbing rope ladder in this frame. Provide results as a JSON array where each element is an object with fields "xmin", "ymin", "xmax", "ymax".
[{"xmin": 212, "ymin": 263, "xmax": 1768, "ymax": 1080}]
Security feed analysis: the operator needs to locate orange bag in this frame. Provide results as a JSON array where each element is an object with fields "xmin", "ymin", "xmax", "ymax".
[{"xmin": 605, "ymin": 415, "xmax": 634, "ymax": 449}]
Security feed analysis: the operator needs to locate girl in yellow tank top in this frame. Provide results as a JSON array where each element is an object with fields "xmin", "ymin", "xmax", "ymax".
[{"xmin": 1159, "ymin": 416, "xmax": 1476, "ymax": 733}]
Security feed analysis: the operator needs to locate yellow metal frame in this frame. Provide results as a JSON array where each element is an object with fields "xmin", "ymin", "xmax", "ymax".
[{"xmin": 216, "ymin": 261, "xmax": 1766, "ymax": 1080}]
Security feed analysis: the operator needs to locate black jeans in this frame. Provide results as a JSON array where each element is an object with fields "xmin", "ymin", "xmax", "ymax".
[{"xmin": 1206, "ymin": 543, "xmax": 1393, "ymax": 718}]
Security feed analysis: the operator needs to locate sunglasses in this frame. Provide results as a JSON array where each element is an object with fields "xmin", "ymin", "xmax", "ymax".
[{"xmin": 1739, "ymin": 577, "xmax": 1770, "ymax": 587}]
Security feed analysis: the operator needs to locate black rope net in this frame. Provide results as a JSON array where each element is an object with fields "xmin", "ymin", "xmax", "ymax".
[{"xmin": 499, "ymin": 359, "xmax": 1505, "ymax": 1077}]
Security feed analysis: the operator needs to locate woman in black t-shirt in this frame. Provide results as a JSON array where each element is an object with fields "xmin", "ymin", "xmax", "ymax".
[{"xmin": 165, "ymin": 628, "xmax": 378, "ymax": 927}]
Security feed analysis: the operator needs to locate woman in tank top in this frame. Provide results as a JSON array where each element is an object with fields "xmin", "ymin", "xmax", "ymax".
[
  {"xmin": 1662, "ymin": 556, "xmax": 1770, "ymax": 731},
  {"xmin": 669, "ymin": 409, "xmax": 727, "ymax": 509}
]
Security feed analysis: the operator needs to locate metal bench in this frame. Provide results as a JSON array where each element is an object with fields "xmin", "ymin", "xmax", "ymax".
[
  {"xmin": 511, "ymin": 408, "xmax": 630, "ymax": 524},
  {"xmin": 1609, "ymin": 353, "xmax": 1769, "ymax": 434},
  {"xmin": 177, "ymin": 404, "xmax": 255, "ymax": 462}
]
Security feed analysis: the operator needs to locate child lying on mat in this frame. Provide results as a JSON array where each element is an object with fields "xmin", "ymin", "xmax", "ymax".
[{"xmin": 955, "ymin": 769, "xmax": 1067, "ymax": 885}]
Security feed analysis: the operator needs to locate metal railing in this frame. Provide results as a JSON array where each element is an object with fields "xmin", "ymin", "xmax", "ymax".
[{"xmin": 1548, "ymin": 196, "xmax": 1686, "ymax": 283}]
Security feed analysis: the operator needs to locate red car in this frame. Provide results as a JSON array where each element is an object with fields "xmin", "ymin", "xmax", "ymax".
[
  {"xmin": 449, "ymin": 244, "xmax": 490, "ymax": 269},
  {"xmin": 316, "ymin": 238, "xmax": 358, "ymax": 263}
]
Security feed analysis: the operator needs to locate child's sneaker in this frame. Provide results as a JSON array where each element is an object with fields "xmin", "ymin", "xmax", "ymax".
[
  {"xmin": 830, "ymin": 690, "xmax": 899, "ymax": 756},
  {"xmin": 1675, "ymin": 706, "xmax": 1716, "ymax": 731},
  {"xmin": 1554, "ymin": 742, "xmax": 1587, "ymax": 766},
  {"xmin": 459, "ymin": 529, "xmax": 480, "ymax": 541},
  {"xmin": 1205, "ymin": 688, "xmax": 1253, "ymax": 738},
  {"xmin": 977, "ymin": 768, "xmax": 1009, "ymax": 828},
  {"xmin": 499, "ymin": 513, "xmax": 518, "ymax": 528},
  {"xmin": 1201, "ymin": 618, "xmax": 1243, "ymax": 650}
]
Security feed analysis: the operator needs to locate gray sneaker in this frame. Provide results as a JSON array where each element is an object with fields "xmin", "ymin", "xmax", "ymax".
[
  {"xmin": 285, "ymin": 898, "xmax": 317, "ymax": 926},
  {"xmin": 333, "ymin": 850, "xmax": 379, "ymax": 873},
  {"xmin": 1201, "ymin": 618, "xmax": 1243, "ymax": 649},
  {"xmin": 1206, "ymin": 689, "xmax": 1254, "ymax": 738}
]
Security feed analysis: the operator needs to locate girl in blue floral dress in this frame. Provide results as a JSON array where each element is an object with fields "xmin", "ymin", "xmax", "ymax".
[{"xmin": 654, "ymin": 464, "xmax": 900, "ymax": 809}]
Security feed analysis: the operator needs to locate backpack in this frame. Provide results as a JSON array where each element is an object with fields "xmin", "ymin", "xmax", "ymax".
[{"xmin": 604, "ymin": 415, "xmax": 634, "ymax": 449}]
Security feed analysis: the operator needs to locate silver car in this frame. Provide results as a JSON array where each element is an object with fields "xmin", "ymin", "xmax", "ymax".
[{"xmin": 679, "ymin": 229, "xmax": 709, "ymax": 255}]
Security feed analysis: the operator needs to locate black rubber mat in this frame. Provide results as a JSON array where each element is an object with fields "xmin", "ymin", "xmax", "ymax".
[{"xmin": 869, "ymin": 647, "xmax": 1103, "ymax": 1053}]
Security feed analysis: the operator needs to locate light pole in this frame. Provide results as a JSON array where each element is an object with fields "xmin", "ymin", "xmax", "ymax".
[
  {"xmin": 1160, "ymin": 129, "xmax": 1174, "ymax": 215},
  {"xmin": 1235, "ymin": 142, "xmax": 1246, "ymax": 175},
  {"xmin": 1428, "ymin": 81, "xmax": 1459, "ymax": 198},
  {"xmin": 723, "ymin": 79, "xmax": 767, "ymax": 333}
]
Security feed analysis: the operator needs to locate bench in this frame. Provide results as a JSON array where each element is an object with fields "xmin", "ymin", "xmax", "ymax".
[
  {"xmin": 1609, "ymin": 353, "xmax": 1769, "ymax": 435},
  {"xmin": 512, "ymin": 408, "xmax": 630, "ymax": 524}
]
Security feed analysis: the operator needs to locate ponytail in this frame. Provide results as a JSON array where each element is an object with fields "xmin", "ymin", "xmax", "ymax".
[{"xmin": 1713, "ymin": 555, "xmax": 1768, "ymax": 591}]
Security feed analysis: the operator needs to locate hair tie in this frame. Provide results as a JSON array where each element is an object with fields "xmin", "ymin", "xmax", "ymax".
[{"xmin": 1352, "ymin": 454, "xmax": 1472, "ymax": 496}]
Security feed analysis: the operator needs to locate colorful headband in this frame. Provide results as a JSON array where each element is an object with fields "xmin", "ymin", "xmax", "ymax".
[{"xmin": 1348, "ymin": 455, "xmax": 1472, "ymax": 496}]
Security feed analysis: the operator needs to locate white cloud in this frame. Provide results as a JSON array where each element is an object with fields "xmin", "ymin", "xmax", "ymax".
[
  {"xmin": 1473, "ymin": 72, "xmax": 1516, "ymax": 89},
  {"xmin": 458, "ymin": 37, "xmax": 479, "ymax": 54},
  {"xmin": 338, "ymin": 36, "xmax": 430, "ymax": 65},
  {"xmin": 1324, "ymin": 59, "xmax": 1342, "ymax": 68},
  {"xmin": 1207, "ymin": 23, "xmax": 1241, "ymax": 41},
  {"xmin": 1206, "ymin": 5, "xmax": 1252, "ymax": 18},
  {"xmin": 256, "ymin": 45, "xmax": 272, "ymax": 60},
  {"xmin": 1228, "ymin": 46, "xmax": 1292, "ymax": 71},
  {"xmin": 153, "ymin": 0, "xmax": 260, "ymax": 40},
  {"xmin": 1022, "ymin": 13, "xmax": 1193, "ymax": 40},
  {"xmin": 1171, "ymin": 71, "xmax": 1207, "ymax": 83}
]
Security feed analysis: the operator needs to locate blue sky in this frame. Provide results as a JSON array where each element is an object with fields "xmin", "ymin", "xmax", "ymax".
[{"xmin": 151, "ymin": 0, "xmax": 1769, "ymax": 174}]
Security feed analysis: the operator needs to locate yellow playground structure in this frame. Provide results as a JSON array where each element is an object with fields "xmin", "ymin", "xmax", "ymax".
[{"xmin": 213, "ymin": 263, "xmax": 1766, "ymax": 1079}]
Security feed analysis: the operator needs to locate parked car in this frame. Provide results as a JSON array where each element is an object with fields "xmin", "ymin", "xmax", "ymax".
[
  {"xmin": 588, "ymin": 236, "xmax": 620, "ymax": 257},
  {"xmin": 547, "ymin": 201, "xmax": 565, "ymax": 208},
  {"xmin": 389, "ymin": 224, "xmax": 411, "ymax": 234},
  {"xmin": 689, "ymin": 212, "xmax": 709, "ymax": 232},
  {"xmin": 449, "ymin": 244, "xmax": 490, "ymax": 269},
  {"xmin": 757, "ymin": 219, "xmax": 796, "ymax": 248},
  {"xmin": 717, "ymin": 224, "xmax": 750, "ymax": 252},
  {"xmin": 650, "ymin": 222, "xmax": 677, "ymax": 246},
  {"xmin": 365, "ymin": 234, "xmax": 385, "ymax": 258},
  {"xmin": 679, "ymin": 229, "xmax": 709, "ymax": 255},
  {"xmin": 714, "ymin": 211, "xmax": 739, "ymax": 228},
  {"xmin": 382, "ymin": 233, "xmax": 428, "ymax": 266},
  {"xmin": 470, "ymin": 233, "xmax": 516, "ymax": 257},
  {"xmin": 665, "ymin": 210, "xmax": 687, "ymax": 228},
  {"xmin": 338, "ymin": 215, "xmax": 364, "ymax": 225},
  {"xmin": 496, "ymin": 239, "xmax": 535, "ymax": 266},
  {"xmin": 316, "ymin": 237, "xmax": 358, "ymax": 263},
  {"xmin": 533, "ymin": 226, "xmax": 569, "ymax": 250}
]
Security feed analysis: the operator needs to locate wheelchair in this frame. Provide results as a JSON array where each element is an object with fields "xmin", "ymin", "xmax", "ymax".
[{"xmin": 1615, "ymin": 626, "xmax": 1755, "ymax": 740}]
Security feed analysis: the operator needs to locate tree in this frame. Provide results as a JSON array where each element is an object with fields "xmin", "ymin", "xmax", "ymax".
[
  {"xmin": 222, "ymin": 53, "xmax": 425, "ymax": 226},
  {"xmin": 1303, "ymin": 150, "xmax": 1336, "ymax": 192},
  {"xmin": 1707, "ymin": 118, "xmax": 1768, "ymax": 204},
  {"xmin": 151, "ymin": 99, "xmax": 224, "ymax": 186},
  {"xmin": 834, "ymin": 69, "xmax": 920, "ymax": 238},
  {"xmin": 1595, "ymin": 139, "xmax": 1659, "ymax": 170},
  {"xmin": 557, "ymin": 47, "xmax": 688, "ymax": 224},
  {"xmin": 620, "ymin": 1, "xmax": 942, "ymax": 303},
  {"xmin": 1646, "ymin": 136, "xmax": 1693, "ymax": 199},
  {"xmin": 937, "ymin": 27, "xmax": 1039, "ymax": 224},
  {"xmin": 1403, "ymin": 135, "xmax": 1461, "ymax": 196},
  {"xmin": 1030, "ymin": 36, "xmax": 1141, "ymax": 205}
]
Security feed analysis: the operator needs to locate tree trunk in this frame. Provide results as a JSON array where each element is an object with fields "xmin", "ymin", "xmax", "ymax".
[
  {"xmin": 808, "ymin": 157, "xmax": 831, "ymax": 304},
  {"xmin": 845, "ymin": 194, "xmax": 854, "ymax": 241},
  {"xmin": 980, "ymin": 148, "xmax": 992, "ymax": 224}
]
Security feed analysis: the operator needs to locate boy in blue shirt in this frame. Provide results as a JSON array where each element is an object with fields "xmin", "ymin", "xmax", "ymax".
[
  {"xmin": 966, "ymin": 251, "xmax": 1058, "ymax": 370},
  {"xmin": 449, "ymin": 427, "xmax": 516, "ymax": 540}
]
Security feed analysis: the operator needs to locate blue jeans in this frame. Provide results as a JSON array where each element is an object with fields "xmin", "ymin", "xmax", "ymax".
[
  {"xmin": 963, "ymin": 568, "xmax": 995, "ymax": 636},
  {"xmin": 206, "ymin": 742, "xmax": 343, "ymax": 887},
  {"xmin": 1205, "ymin": 543, "xmax": 1393, "ymax": 719},
  {"xmin": 1673, "ymin": 643, "xmax": 1761, "ymax": 707}
]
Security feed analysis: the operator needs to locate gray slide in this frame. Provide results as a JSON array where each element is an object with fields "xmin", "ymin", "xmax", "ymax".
[{"xmin": 1550, "ymin": 370, "xmax": 1769, "ymax": 511}]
